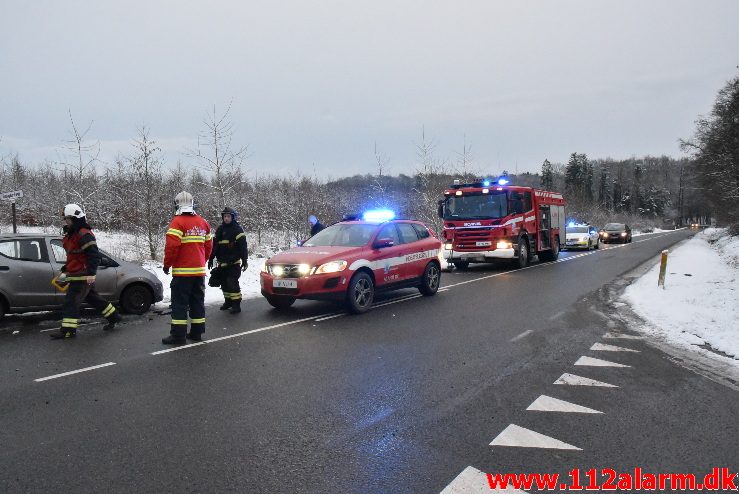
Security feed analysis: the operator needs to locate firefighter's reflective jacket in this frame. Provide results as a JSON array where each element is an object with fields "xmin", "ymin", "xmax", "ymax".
[
  {"xmin": 164, "ymin": 213, "xmax": 213, "ymax": 276},
  {"xmin": 63, "ymin": 226, "xmax": 101, "ymax": 279},
  {"xmin": 210, "ymin": 221, "xmax": 248, "ymax": 266}
]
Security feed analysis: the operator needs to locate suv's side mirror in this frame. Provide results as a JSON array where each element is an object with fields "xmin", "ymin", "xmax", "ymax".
[{"xmin": 374, "ymin": 238, "xmax": 394, "ymax": 249}]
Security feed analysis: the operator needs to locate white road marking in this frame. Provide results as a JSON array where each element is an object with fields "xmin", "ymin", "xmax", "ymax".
[
  {"xmin": 554, "ymin": 373, "xmax": 618, "ymax": 387},
  {"xmin": 548, "ymin": 311, "xmax": 565, "ymax": 321},
  {"xmin": 526, "ymin": 394, "xmax": 603, "ymax": 414},
  {"xmin": 440, "ymin": 466, "xmax": 526, "ymax": 493},
  {"xmin": 510, "ymin": 330, "xmax": 533, "ymax": 342},
  {"xmin": 151, "ymin": 315, "xmax": 329, "ymax": 355},
  {"xmin": 372, "ymin": 293, "xmax": 422, "ymax": 308},
  {"xmin": 591, "ymin": 342, "xmax": 639, "ymax": 352},
  {"xmin": 603, "ymin": 332, "xmax": 643, "ymax": 340},
  {"xmin": 315, "ymin": 313, "xmax": 345, "ymax": 322},
  {"xmin": 490, "ymin": 424, "xmax": 582, "ymax": 450},
  {"xmin": 574, "ymin": 356, "xmax": 631, "ymax": 368},
  {"xmin": 35, "ymin": 362, "xmax": 116, "ymax": 382}
]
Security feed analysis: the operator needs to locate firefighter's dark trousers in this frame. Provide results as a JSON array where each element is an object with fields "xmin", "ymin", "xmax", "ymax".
[
  {"xmin": 170, "ymin": 276, "xmax": 206, "ymax": 338},
  {"xmin": 220, "ymin": 264, "xmax": 242, "ymax": 306},
  {"xmin": 62, "ymin": 281, "xmax": 119, "ymax": 333}
]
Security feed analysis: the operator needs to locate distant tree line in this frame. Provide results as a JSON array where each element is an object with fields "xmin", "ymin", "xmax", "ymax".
[{"xmin": 4, "ymin": 71, "xmax": 737, "ymax": 263}]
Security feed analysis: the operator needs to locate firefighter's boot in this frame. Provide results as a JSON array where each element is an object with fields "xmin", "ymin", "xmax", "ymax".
[
  {"xmin": 103, "ymin": 312, "xmax": 123, "ymax": 331},
  {"xmin": 229, "ymin": 301, "xmax": 241, "ymax": 314},
  {"xmin": 219, "ymin": 300, "xmax": 232, "ymax": 311},
  {"xmin": 162, "ymin": 335, "xmax": 186, "ymax": 345},
  {"xmin": 50, "ymin": 329, "xmax": 76, "ymax": 340}
]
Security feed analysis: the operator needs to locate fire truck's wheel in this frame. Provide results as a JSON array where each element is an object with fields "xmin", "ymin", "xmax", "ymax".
[
  {"xmin": 419, "ymin": 262, "xmax": 441, "ymax": 296},
  {"xmin": 513, "ymin": 235, "xmax": 530, "ymax": 268},
  {"xmin": 453, "ymin": 261, "xmax": 469, "ymax": 270},
  {"xmin": 539, "ymin": 235, "xmax": 560, "ymax": 262},
  {"xmin": 347, "ymin": 272, "xmax": 374, "ymax": 314},
  {"xmin": 266, "ymin": 295, "xmax": 296, "ymax": 310}
]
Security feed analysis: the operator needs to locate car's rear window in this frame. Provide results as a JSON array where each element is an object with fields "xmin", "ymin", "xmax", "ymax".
[{"xmin": 304, "ymin": 223, "xmax": 377, "ymax": 247}]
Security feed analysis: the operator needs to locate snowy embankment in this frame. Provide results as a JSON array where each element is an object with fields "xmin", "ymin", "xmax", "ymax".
[{"xmin": 623, "ymin": 228, "xmax": 739, "ymax": 368}]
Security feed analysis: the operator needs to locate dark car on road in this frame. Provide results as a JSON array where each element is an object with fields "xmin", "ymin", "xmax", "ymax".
[
  {"xmin": 599, "ymin": 223, "xmax": 632, "ymax": 244},
  {"xmin": 0, "ymin": 234, "xmax": 163, "ymax": 319}
]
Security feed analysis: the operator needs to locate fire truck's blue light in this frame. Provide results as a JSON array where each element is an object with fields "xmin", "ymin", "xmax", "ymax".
[
  {"xmin": 482, "ymin": 180, "xmax": 491, "ymax": 187},
  {"xmin": 498, "ymin": 178, "xmax": 510, "ymax": 185},
  {"xmin": 363, "ymin": 209, "xmax": 396, "ymax": 222}
]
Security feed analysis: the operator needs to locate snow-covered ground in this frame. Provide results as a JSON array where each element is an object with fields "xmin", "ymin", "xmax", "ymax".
[
  {"xmin": 142, "ymin": 258, "xmax": 266, "ymax": 306},
  {"xmin": 623, "ymin": 228, "xmax": 739, "ymax": 369}
]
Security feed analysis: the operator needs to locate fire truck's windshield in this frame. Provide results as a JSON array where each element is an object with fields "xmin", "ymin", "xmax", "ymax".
[
  {"xmin": 304, "ymin": 223, "xmax": 377, "ymax": 247},
  {"xmin": 444, "ymin": 192, "xmax": 508, "ymax": 220}
]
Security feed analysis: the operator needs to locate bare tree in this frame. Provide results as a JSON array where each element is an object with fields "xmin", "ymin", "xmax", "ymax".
[
  {"xmin": 61, "ymin": 109, "xmax": 100, "ymax": 210},
  {"xmin": 189, "ymin": 102, "xmax": 249, "ymax": 213}
]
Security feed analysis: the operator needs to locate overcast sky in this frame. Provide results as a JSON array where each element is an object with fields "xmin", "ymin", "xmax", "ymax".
[{"xmin": 1, "ymin": 0, "xmax": 737, "ymax": 178}]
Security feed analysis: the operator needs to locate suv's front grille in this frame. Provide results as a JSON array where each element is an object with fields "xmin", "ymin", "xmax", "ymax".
[{"xmin": 268, "ymin": 264, "xmax": 307, "ymax": 278}]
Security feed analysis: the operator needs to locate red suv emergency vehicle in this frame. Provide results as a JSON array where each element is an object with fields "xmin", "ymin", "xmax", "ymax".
[
  {"xmin": 260, "ymin": 211, "xmax": 443, "ymax": 313},
  {"xmin": 438, "ymin": 178, "xmax": 566, "ymax": 269}
]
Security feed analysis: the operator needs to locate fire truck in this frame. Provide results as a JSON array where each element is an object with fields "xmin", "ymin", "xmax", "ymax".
[{"xmin": 438, "ymin": 177, "xmax": 566, "ymax": 269}]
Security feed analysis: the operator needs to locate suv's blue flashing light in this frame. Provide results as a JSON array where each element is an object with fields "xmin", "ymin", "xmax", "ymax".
[
  {"xmin": 363, "ymin": 209, "xmax": 396, "ymax": 222},
  {"xmin": 497, "ymin": 177, "xmax": 510, "ymax": 185},
  {"xmin": 568, "ymin": 221, "xmax": 576, "ymax": 227},
  {"xmin": 482, "ymin": 180, "xmax": 491, "ymax": 187}
]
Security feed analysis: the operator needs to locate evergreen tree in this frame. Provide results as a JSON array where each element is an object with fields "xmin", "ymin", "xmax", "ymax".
[{"xmin": 540, "ymin": 159, "xmax": 553, "ymax": 190}]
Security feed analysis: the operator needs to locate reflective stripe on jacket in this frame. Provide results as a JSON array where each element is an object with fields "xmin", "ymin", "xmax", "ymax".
[{"xmin": 164, "ymin": 213, "xmax": 213, "ymax": 277}]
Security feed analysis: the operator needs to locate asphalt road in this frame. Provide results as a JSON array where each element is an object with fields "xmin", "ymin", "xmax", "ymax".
[{"xmin": 1, "ymin": 229, "xmax": 737, "ymax": 493}]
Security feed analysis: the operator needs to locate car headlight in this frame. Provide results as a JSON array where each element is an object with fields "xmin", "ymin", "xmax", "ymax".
[
  {"xmin": 272, "ymin": 265, "xmax": 285, "ymax": 276},
  {"xmin": 603, "ymin": 233, "xmax": 609, "ymax": 238},
  {"xmin": 444, "ymin": 243, "xmax": 453, "ymax": 250},
  {"xmin": 621, "ymin": 232, "xmax": 627, "ymax": 237},
  {"xmin": 297, "ymin": 263, "xmax": 311, "ymax": 275},
  {"xmin": 496, "ymin": 241, "xmax": 512, "ymax": 249},
  {"xmin": 315, "ymin": 260, "xmax": 347, "ymax": 274},
  {"xmin": 261, "ymin": 262, "xmax": 268, "ymax": 273}
]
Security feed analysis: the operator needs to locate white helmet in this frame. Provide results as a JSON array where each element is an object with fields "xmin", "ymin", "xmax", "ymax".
[
  {"xmin": 174, "ymin": 191, "xmax": 194, "ymax": 214},
  {"xmin": 63, "ymin": 203, "xmax": 85, "ymax": 219}
]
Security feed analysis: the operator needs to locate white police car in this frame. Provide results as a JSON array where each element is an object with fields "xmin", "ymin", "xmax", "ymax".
[{"xmin": 564, "ymin": 223, "xmax": 600, "ymax": 250}]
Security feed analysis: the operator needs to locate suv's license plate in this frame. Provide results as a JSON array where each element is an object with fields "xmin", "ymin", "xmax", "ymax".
[
  {"xmin": 273, "ymin": 279, "xmax": 297, "ymax": 289},
  {"xmin": 476, "ymin": 241, "xmax": 492, "ymax": 247}
]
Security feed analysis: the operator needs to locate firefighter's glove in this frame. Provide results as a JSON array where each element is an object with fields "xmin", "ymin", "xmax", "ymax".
[
  {"xmin": 57, "ymin": 273, "xmax": 67, "ymax": 284},
  {"xmin": 163, "ymin": 266, "xmax": 170, "ymax": 275},
  {"xmin": 207, "ymin": 258, "xmax": 213, "ymax": 270},
  {"xmin": 241, "ymin": 260, "xmax": 248, "ymax": 272}
]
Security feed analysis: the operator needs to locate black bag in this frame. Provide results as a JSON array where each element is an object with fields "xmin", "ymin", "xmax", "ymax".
[{"xmin": 208, "ymin": 266, "xmax": 223, "ymax": 287}]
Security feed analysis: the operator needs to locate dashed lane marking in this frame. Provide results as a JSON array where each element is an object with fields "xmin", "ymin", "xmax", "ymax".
[
  {"xmin": 526, "ymin": 394, "xmax": 603, "ymax": 414},
  {"xmin": 603, "ymin": 332, "xmax": 643, "ymax": 340},
  {"xmin": 574, "ymin": 356, "xmax": 631, "ymax": 368},
  {"xmin": 590, "ymin": 342, "xmax": 640, "ymax": 352},
  {"xmin": 34, "ymin": 362, "xmax": 116, "ymax": 382},
  {"xmin": 440, "ymin": 466, "xmax": 526, "ymax": 493},
  {"xmin": 548, "ymin": 311, "xmax": 565, "ymax": 321},
  {"xmin": 553, "ymin": 373, "xmax": 618, "ymax": 387},
  {"xmin": 510, "ymin": 330, "xmax": 533, "ymax": 342},
  {"xmin": 490, "ymin": 424, "xmax": 582, "ymax": 450}
]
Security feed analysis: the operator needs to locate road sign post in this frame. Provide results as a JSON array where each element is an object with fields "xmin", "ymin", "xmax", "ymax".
[{"xmin": 1, "ymin": 190, "xmax": 23, "ymax": 233}]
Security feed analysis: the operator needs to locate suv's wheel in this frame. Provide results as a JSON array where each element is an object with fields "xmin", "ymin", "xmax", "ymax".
[
  {"xmin": 0, "ymin": 297, "xmax": 6, "ymax": 320},
  {"xmin": 120, "ymin": 284, "xmax": 153, "ymax": 314},
  {"xmin": 453, "ymin": 261, "xmax": 469, "ymax": 270},
  {"xmin": 347, "ymin": 272, "xmax": 374, "ymax": 314},
  {"xmin": 266, "ymin": 295, "xmax": 296, "ymax": 310},
  {"xmin": 419, "ymin": 262, "xmax": 441, "ymax": 296},
  {"xmin": 513, "ymin": 235, "xmax": 530, "ymax": 268}
]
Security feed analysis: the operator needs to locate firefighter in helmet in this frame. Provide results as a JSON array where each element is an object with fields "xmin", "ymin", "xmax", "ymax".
[
  {"xmin": 51, "ymin": 204, "xmax": 122, "ymax": 339},
  {"xmin": 162, "ymin": 191, "xmax": 213, "ymax": 344},
  {"xmin": 208, "ymin": 207, "xmax": 248, "ymax": 314}
]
